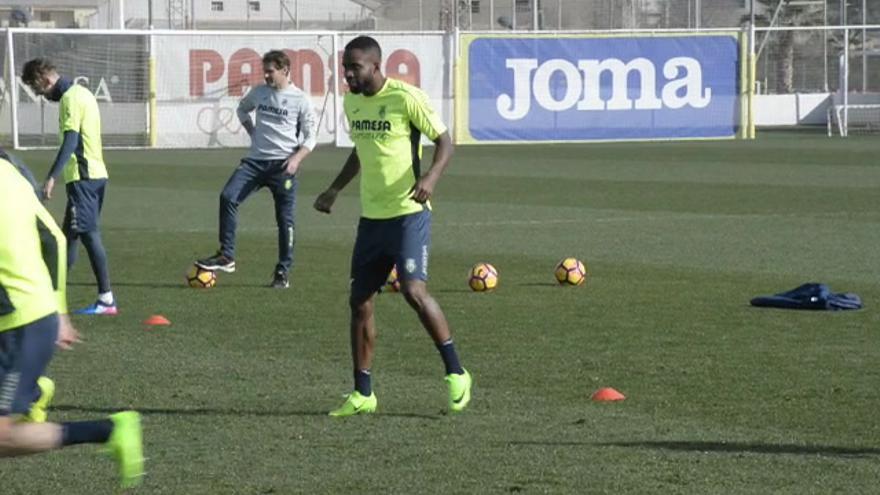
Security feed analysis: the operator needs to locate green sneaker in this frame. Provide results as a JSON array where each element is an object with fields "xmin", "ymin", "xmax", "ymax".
[
  {"xmin": 328, "ymin": 391, "xmax": 377, "ymax": 417},
  {"xmin": 25, "ymin": 376, "xmax": 55, "ymax": 423},
  {"xmin": 106, "ymin": 411, "xmax": 145, "ymax": 489},
  {"xmin": 445, "ymin": 369, "xmax": 473, "ymax": 413}
]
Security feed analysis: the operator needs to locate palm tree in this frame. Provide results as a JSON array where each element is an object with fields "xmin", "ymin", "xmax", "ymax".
[{"xmin": 747, "ymin": 0, "xmax": 826, "ymax": 93}]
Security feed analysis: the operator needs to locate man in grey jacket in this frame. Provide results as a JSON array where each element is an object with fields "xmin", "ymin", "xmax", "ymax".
[{"xmin": 196, "ymin": 49, "xmax": 317, "ymax": 289}]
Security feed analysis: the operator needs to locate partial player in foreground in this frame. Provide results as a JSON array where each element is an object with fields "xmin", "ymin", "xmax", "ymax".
[
  {"xmin": 22, "ymin": 58, "xmax": 117, "ymax": 315},
  {"xmin": 314, "ymin": 36, "xmax": 472, "ymax": 416},
  {"xmin": 0, "ymin": 156, "xmax": 144, "ymax": 489},
  {"xmin": 196, "ymin": 49, "xmax": 317, "ymax": 289}
]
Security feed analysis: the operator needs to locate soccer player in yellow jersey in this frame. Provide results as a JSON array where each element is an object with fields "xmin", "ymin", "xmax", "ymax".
[
  {"xmin": 0, "ymin": 156, "xmax": 144, "ymax": 488},
  {"xmin": 314, "ymin": 36, "xmax": 472, "ymax": 416},
  {"xmin": 22, "ymin": 58, "xmax": 116, "ymax": 315}
]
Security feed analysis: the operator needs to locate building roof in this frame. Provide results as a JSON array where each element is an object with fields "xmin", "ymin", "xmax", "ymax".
[{"xmin": 0, "ymin": 0, "xmax": 100, "ymax": 7}]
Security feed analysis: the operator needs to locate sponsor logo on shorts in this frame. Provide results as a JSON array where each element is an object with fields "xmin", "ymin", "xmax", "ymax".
[
  {"xmin": 69, "ymin": 205, "xmax": 79, "ymax": 231},
  {"xmin": 0, "ymin": 371, "xmax": 21, "ymax": 411},
  {"xmin": 421, "ymin": 245, "xmax": 429, "ymax": 277}
]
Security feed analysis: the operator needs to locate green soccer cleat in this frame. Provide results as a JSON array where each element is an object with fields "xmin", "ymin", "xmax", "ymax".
[
  {"xmin": 445, "ymin": 369, "xmax": 473, "ymax": 413},
  {"xmin": 25, "ymin": 376, "xmax": 55, "ymax": 423},
  {"xmin": 105, "ymin": 411, "xmax": 145, "ymax": 489},
  {"xmin": 328, "ymin": 391, "xmax": 377, "ymax": 417}
]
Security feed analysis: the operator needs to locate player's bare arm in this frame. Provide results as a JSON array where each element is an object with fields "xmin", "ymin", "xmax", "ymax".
[
  {"xmin": 411, "ymin": 131, "xmax": 454, "ymax": 204},
  {"xmin": 56, "ymin": 313, "xmax": 82, "ymax": 350},
  {"xmin": 42, "ymin": 176, "xmax": 56, "ymax": 200},
  {"xmin": 314, "ymin": 149, "xmax": 361, "ymax": 214}
]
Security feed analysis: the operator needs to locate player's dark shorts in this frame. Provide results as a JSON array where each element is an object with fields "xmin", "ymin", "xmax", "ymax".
[
  {"xmin": 0, "ymin": 313, "xmax": 58, "ymax": 417},
  {"xmin": 63, "ymin": 179, "xmax": 107, "ymax": 234},
  {"xmin": 350, "ymin": 208, "xmax": 432, "ymax": 300}
]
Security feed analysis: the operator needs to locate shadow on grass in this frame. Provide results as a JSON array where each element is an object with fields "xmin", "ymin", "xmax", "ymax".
[
  {"xmin": 517, "ymin": 282, "xmax": 562, "ymax": 288},
  {"xmin": 68, "ymin": 281, "xmax": 187, "ymax": 289},
  {"xmin": 606, "ymin": 440, "xmax": 880, "ymax": 457},
  {"xmin": 53, "ymin": 404, "xmax": 440, "ymax": 420},
  {"xmin": 69, "ymin": 281, "xmax": 284, "ymax": 289},
  {"xmin": 508, "ymin": 440, "xmax": 880, "ymax": 458}
]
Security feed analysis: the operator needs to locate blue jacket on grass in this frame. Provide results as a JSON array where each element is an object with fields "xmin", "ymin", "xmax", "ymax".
[{"xmin": 750, "ymin": 283, "xmax": 862, "ymax": 311}]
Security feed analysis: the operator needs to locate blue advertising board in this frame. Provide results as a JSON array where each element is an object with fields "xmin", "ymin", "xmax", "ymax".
[{"xmin": 458, "ymin": 34, "xmax": 743, "ymax": 143}]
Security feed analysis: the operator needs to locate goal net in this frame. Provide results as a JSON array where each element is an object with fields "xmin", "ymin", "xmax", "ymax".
[{"xmin": 12, "ymin": 30, "xmax": 149, "ymax": 147}]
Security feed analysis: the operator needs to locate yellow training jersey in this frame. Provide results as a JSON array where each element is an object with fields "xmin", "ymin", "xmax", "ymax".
[
  {"xmin": 0, "ymin": 160, "xmax": 68, "ymax": 331},
  {"xmin": 344, "ymin": 78, "xmax": 447, "ymax": 219},
  {"xmin": 60, "ymin": 84, "xmax": 108, "ymax": 183}
]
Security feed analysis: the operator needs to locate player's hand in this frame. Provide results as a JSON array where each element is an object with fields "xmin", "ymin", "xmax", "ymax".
[
  {"xmin": 56, "ymin": 313, "xmax": 82, "ymax": 350},
  {"xmin": 314, "ymin": 189, "xmax": 338, "ymax": 214},
  {"xmin": 42, "ymin": 177, "xmax": 55, "ymax": 201},
  {"xmin": 284, "ymin": 157, "xmax": 301, "ymax": 176},
  {"xmin": 411, "ymin": 175, "xmax": 437, "ymax": 204}
]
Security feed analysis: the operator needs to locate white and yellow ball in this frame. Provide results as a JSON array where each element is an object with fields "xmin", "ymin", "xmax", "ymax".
[
  {"xmin": 468, "ymin": 262, "xmax": 498, "ymax": 292},
  {"xmin": 554, "ymin": 258, "xmax": 587, "ymax": 286},
  {"xmin": 186, "ymin": 264, "xmax": 217, "ymax": 288},
  {"xmin": 385, "ymin": 265, "xmax": 401, "ymax": 292}
]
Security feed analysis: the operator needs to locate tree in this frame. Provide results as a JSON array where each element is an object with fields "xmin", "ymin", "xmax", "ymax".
[{"xmin": 747, "ymin": 0, "xmax": 826, "ymax": 93}]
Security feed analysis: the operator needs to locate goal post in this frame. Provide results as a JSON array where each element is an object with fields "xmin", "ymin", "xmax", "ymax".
[
  {"xmin": 8, "ymin": 28, "xmax": 150, "ymax": 148},
  {"xmin": 829, "ymin": 27, "xmax": 880, "ymax": 137}
]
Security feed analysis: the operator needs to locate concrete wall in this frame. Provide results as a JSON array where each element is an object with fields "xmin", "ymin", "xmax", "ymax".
[{"xmin": 754, "ymin": 93, "xmax": 831, "ymax": 126}]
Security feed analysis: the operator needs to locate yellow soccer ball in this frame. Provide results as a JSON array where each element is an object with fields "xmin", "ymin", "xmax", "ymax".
[
  {"xmin": 468, "ymin": 262, "xmax": 498, "ymax": 292},
  {"xmin": 186, "ymin": 264, "xmax": 217, "ymax": 289},
  {"xmin": 554, "ymin": 258, "xmax": 587, "ymax": 286},
  {"xmin": 385, "ymin": 265, "xmax": 401, "ymax": 292}
]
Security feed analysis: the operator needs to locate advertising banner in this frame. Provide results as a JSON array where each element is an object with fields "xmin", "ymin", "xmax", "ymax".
[
  {"xmin": 458, "ymin": 33, "xmax": 742, "ymax": 143},
  {"xmin": 155, "ymin": 33, "xmax": 446, "ymax": 148}
]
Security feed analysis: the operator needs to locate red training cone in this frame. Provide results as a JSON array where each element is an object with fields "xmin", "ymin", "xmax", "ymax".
[
  {"xmin": 144, "ymin": 315, "xmax": 171, "ymax": 326},
  {"xmin": 591, "ymin": 387, "xmax": 625, "ymax": 401}
]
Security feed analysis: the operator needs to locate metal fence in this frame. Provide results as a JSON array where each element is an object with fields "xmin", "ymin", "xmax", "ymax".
[
  {"xmin": 74, "ymin": 1, "xmax": 879, "ymax": 32},
  {"xmin": 1, "ymin": 3, "xmax": 877, "ymax": 147},
  {"xmin": 79, "ymin": 1, "xmax": 879, "ymax": 96}
]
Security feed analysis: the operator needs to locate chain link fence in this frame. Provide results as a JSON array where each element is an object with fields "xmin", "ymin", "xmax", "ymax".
[
  {"xmin": 0, "ymin": 1, "xmax": 877, "ymax": 146},
  {"xmin": 43, "ymin": 1, "xmax": 874, "ymax": 32},
  {"xmin": 62, "ymin": 1, "xmax": 877, "ymax": 96}
]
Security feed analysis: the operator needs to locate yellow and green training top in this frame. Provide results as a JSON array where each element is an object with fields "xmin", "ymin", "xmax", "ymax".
[
  {"xmin": 59, "ymin": 84, "xmax": 108, "ymax": 183},
  {"xmin": 0, "ymin": 159, "xmax": 68, "ymax": 332},
  {"xmin": 344, "ymin": 78, "xmax": 447, "ymax": 220}
]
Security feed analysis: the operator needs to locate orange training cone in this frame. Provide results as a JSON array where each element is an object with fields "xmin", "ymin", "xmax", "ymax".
[
  {"xmin": 144, "ymin": 315, "xmax": 171, "ymax": 326},
  {"xmin": 591, "ymin": 387, "xmax": 625, "ymax": 401}
]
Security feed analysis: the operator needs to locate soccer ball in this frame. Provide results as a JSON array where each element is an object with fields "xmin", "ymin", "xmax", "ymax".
[
  {"xmin": 554, "ymin": 257, "xmax": 587, "ymax": 286},
  {"xmin": 468, "ymin": 262, "xmax": 498, "ymax": 292},
  {"xmin": 186, "ymin": 264, "xmax": 217, "ymax": 288},
  {"xmin": 385, "ymin": 265, "xmax": 401, "ymax": 292}
]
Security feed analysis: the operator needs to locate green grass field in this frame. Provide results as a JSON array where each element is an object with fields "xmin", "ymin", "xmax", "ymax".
[{"xmin": 6, "ymin": 135, "xmax": 880, "ymax": 493}]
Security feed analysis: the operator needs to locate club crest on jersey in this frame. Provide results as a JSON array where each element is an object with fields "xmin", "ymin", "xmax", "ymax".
[
  {"xmin": 405, "ymin": 258, "xmax": 417, "ymax": 273},
  {"xmin": 378, "ymin": 105, "xmax": 387, "ymax": 119}
]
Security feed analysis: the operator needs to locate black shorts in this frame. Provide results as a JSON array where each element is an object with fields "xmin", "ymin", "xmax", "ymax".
[
  {"xmin": 63, "ymin": 179, "xmax": 107, "ymax": 234},
  {"xmin": 0, "ymin": 313, "xmax": 58, "ymax": 416},
  {"xmin": 350, "ymin": 209, "xmax": 432, "ymax": 300}
]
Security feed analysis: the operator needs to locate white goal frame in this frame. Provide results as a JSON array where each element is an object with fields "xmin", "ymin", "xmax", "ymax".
[{"xmin": 828, "ymin": 29, "xmax": 880, "ymax": 137}]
